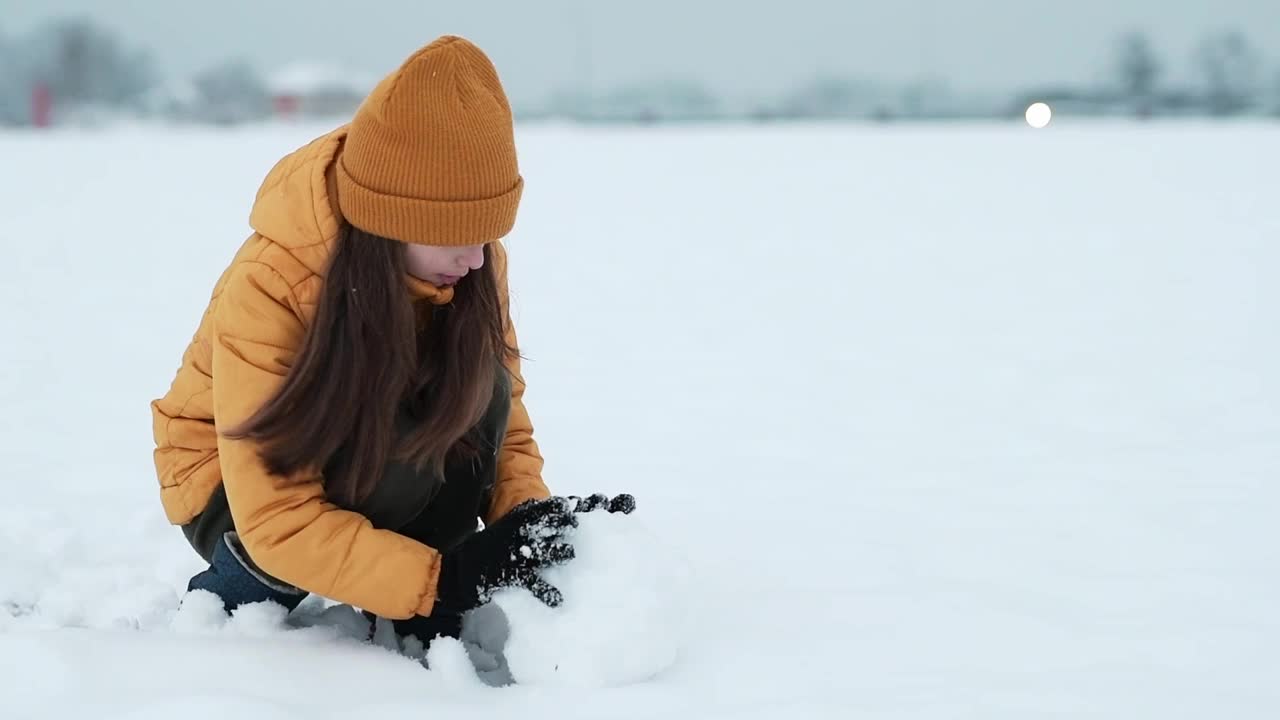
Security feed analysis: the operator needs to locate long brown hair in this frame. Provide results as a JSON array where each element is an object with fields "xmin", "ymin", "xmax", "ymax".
[{"xmin": 222, "ymin": 224, "xmax": 517, "ymax": 507}]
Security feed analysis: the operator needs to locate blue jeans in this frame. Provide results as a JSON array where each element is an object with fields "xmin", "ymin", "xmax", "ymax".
[
  {"xmin": 186, "ymin": 531, "xmax": 308, "ymax": 613},
  {"xmin": 186, "ymin": 532, "xmax": 460, "ymax": 644},
  {"xmin": 186, "ymin": 533, "xmax": 508, "ymax": 684}
]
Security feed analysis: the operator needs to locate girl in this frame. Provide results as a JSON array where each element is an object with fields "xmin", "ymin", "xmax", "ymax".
[{"xmin": 149, "ymin": 35, "xmax": 633, "ymax": 645}]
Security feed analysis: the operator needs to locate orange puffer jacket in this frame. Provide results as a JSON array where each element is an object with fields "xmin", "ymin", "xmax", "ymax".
[{"xmin": 150, "ymin": 127, "xmax": 549, "ymax": 619}]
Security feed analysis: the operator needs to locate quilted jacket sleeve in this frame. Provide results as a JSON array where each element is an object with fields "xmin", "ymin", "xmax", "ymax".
[
  {"xmin": 482, "ymin": 242, "xmax": 552, "ymax": 525},
  {"xmin": 211, "ymin": 261, "xmax": 444, "ymax": 618}
]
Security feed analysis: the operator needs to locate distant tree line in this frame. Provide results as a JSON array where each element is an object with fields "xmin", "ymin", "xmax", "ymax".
[
  {"xmin": 1, "ymin": 18, "xmax": 155, "ymax": 124},
  {"xmin": 0, "ymin": 17, "xmax": 276, "ymax": 126},
  {"xmin": 1104, "ymin": 29, "xmax": 1272, "ymax": 118},
  {"xmin": 2, "ymin": 17, "xmax": 1278, "ymax": 127}
]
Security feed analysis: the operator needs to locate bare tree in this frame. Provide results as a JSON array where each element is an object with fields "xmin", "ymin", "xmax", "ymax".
[
  {"xmin": 23, "ymin": 17, "xmax": 154, "ymax": 111},
  {"xmin": 0, "ymin": 29, "xmax": 24, "ymax": 125},
  {"xmin": 1196, "ymin": 30, "xmax": 1261, "ymax": 116},
  {"xmin": 1116, "ymin": 31, "xmax": 1161, "ymax": 117},
  {"xmin": 782, "ymin": 75, "xmax": 894, "ymax": 120},
  {"xmin": 1273, "ymin": 68, "xmax": 1280, "ymax": 116},
  {"xmin": 191, "ymin": 60, "xmax": 272, "ymax": 125}
]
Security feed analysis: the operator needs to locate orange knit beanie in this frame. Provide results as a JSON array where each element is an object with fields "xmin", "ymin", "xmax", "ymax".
[{"xmin": 335, "ymin": 35, "xmax": 523, "ymax": 246}]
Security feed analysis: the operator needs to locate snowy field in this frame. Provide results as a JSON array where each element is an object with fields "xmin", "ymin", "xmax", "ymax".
[{"xmin": 0, "ymin": 119, "xmax": 1277, "ymax": 718}]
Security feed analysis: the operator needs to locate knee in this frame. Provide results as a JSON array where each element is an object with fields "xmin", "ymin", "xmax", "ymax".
[{"xmin": 186, "ymin": 531, "xmax": 307, "ymax": 614}]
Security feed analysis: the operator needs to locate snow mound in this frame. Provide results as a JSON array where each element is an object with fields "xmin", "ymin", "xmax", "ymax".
[{"xmin": 488, "ymin": 509, "xmax": 692, "ymax": 687}]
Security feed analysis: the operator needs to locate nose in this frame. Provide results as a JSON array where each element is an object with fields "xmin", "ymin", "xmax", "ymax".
[{"xmin": 458, "ymin": 245, "xmax": 485, "ymax": 272}]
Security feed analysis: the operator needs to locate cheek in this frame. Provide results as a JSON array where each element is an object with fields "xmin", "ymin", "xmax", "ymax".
[{"xmin": 405, "ymin": 246, "xmax": 445, "ymax": 272}]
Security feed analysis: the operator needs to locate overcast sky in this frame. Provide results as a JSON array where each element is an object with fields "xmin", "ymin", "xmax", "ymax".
[{"xmin": 7, "ymin": 0, "xmax": 1280, "ymax": 103}]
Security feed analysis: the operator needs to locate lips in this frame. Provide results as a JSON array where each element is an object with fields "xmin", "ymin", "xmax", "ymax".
[{"xmin": 438, "ymin": 274, "xmax": 462, "ymax": 285}]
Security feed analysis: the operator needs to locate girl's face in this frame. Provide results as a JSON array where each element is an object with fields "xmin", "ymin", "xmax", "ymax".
[{"xmin": 403, "ymin": 243, "xmax": 486, "ymax": 287}]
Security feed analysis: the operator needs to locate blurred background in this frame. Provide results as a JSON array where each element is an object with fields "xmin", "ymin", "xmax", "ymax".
[{"xmin": 3, "ymin": 0, "xmax": 1280, "ymax": 128}]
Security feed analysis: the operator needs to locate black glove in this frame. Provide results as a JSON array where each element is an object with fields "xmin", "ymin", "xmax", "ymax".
[
  {"xmin": 433, "ymin": 497, "xmax": 578, "ymax": 614},
  {"xmin": 568, "ymin": 493, "xmax": 636, "ymax": 515}
]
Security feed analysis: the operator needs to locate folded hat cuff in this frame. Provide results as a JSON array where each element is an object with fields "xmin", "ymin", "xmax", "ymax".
[{"xmin": 335, "ymin": 161, "xmax": 523, "ymax": 246}]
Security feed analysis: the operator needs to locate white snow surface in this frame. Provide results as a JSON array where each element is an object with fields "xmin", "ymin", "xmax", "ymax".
[
  {"xmin": 1, "ymin": 120, "xmax": 1277, "ymax": 718},
  {"xmin": 494, "ymin": 509, "xmax": 692, "ymax": 687}
]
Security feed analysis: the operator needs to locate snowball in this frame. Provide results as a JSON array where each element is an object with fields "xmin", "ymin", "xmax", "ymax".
[
  {"xmin": 424, "ymin": 636, "xmax": 489, "ymax": 689},
  {"xmin": 488, "ymin": 510, "xmax": 691, "ymax": 687},
  {"xmin": 170, "ymin": 589, "xmax": 229, "ymax": 634},
  {"xmin": 226, "ymin": 599, "xmax": 291, "ymax": 637}
]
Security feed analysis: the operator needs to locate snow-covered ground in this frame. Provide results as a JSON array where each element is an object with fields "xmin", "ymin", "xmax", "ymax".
[{"xmin": 1, "ymin": 119, "xmax": 1277, "ymax": 718}]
